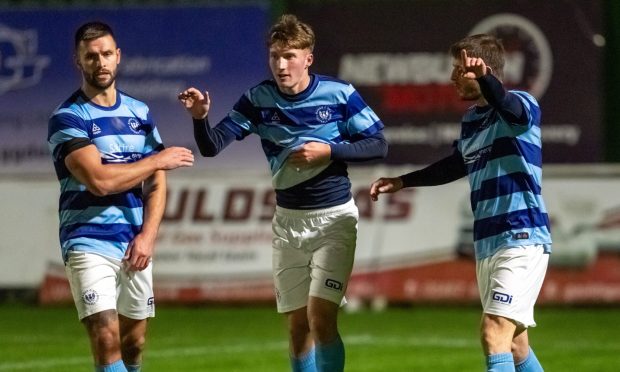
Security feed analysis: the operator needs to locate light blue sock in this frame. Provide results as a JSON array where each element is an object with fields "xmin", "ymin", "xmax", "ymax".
[
  {"xmin": 125, "ymin": 364, "xmax": 141, "ymax": 372},
  {"xmin": 290, "ymin": 346, "xmax": 317, "ymax": 372},
  {"xmin": 315, "ymin": 334, "xmax": 344, "ymax": 372},
  {"xmin": 515, "ymin": 347, "xmax": 543, "ymax": 372},
  {"xmin": 95, "ymin": 359, "xmax": 128, "ymax": 372},
  {"xmin": 487, "ymin": 352, "xmax": 515, "ymax": 372}
]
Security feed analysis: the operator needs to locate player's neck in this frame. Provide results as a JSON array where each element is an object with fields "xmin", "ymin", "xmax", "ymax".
[{"xmin": 81, "ymin": 83, "xmax": 117, "ymax": 107}]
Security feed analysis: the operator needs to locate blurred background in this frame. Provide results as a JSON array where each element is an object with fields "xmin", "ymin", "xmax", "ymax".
[{"xmin": 0, "ymin": 1, "xmax": 619, "ymax": 370}]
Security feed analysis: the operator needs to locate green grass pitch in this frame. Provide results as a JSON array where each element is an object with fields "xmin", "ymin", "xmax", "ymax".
[{"xmin": 0, "ymin": 304, "xmax": 617, "ymax": 371}]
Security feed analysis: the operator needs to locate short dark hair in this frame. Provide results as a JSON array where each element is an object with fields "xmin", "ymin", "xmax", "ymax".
[
  {"xmin": 267, "ymin": 14, "xmax": 315, "ymax": 51},
  {"xmin": 74, "ymin": 21, "xmax": 115, "ymax": 50},
  {"xmin": 450, "ymin": 34, "xmax": 505, "ymax": 80}
]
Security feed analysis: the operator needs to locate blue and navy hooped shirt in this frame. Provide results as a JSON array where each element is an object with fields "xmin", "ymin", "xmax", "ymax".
[
  {"xmin": 210, "ymin": 74, "xmax": 385, "ymax": 209},
  {"xmin": 48, "ymin": 90, "xmax": 164, "ymax": 261},
  {"xmin": 458, "ymin": 90, "xmax": 552, "ymax": 260}
]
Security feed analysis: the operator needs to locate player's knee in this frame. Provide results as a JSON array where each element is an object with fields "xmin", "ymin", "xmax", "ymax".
[{"xmin": 121, "ymin": 333, "xmax": 146, "ymax": 360}]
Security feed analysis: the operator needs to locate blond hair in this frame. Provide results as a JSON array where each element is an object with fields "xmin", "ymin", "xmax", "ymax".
[{"xmin": 267, "ymin": 14, "xmax": 315, "ymax": 51}]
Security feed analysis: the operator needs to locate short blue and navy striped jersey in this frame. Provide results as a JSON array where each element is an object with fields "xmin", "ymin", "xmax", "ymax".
[
  {"xmin": 458, "ymin": 90, "xmax": 552, "ymax": 260},
  {"xmin": 48, "ymin": 90, "xmax": 164, "ymax": 261},
  {"xmin": 218, "ymin": 74, "xmax": 384, "ymax": 208}
]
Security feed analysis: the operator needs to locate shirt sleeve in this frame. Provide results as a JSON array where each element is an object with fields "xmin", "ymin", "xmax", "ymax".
[
  {"xmin": 330, "ymin": 131, "xmax": 388, "ymax": 162},
  {"xmin": 342, "ymin": 88, "xmax": 385, "ymax": 140},
  {"xmin": 476, "ymin": 74, "xmax": 528, "ymax": 125},
  {"xmin": 47, "ymin": 112, "xmax": 91, "ymax": 162},
  {"xmin": 400, "ymin": 149, "xmax": 467, "ymax": 187}
]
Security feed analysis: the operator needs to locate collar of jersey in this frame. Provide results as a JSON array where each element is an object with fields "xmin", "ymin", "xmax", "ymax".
[
  {"xmin": 277, "ymin": 74, "xmax": 318, "ymax": 102},
  {"xmin": 78, "ymin": 89, "xmax": 122, "ymax": 111}
]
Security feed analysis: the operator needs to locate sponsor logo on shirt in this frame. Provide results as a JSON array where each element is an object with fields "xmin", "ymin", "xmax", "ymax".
[{"xmin": 92, "ymin": 123, "xmax": 102, "ymax": 135}]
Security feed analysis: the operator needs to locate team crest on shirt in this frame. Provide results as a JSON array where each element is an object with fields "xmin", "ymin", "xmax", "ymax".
[
  {"xmin": 127, "ymin": 118, "xmax": 141, "ymax": 133},
  {"xmin": 82, "ymin": 289, "xmax": 99, "ymax": 305},
  {"xmin": 315, "ymin": 106, "xmax": 332, "ymax": 123}
]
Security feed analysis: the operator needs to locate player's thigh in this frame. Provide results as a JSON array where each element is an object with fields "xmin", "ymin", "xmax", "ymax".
[
  {"xmin": 308, "ymin": 209, "xmax": 358, "ymax": 305},
  {"xmin": 272, "ymin": 210, "xmax": 315, "ymax": 313},
  {"xmin": 117, "ymin": 262, "xmax": 155, "ymax": 320},
  {"xmin": 65, "ymin": 252, "xmax": 120, "ymax": 320},
  {"xmin": 477, "ymin": 245, "xmax": 548, "ymax": 327}
]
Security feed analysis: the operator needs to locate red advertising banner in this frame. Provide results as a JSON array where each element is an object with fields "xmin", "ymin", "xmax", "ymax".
[{"xmin": 289, "ymin": 0, "xmax": 604, "ymax": 164}]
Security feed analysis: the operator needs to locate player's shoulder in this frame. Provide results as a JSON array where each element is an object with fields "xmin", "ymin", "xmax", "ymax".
[
  {"xmin": 118, "ymin": 89, "xmax": 149, "ymax": 109},
  {"xmin": 50, "ymin": 90, "xmax": 89, "ymax": 121},
  {"xmin": 509, "ymin": 90, "xmax": 539, "ymax": 107},
  {"xmin": 314, "ymin": 74, "xmax": 356, "ymax": 96},
  {"xmin": 315, "ymin": 74, "xmax": 351, "ymax": 86},
  {"xmin": 248, "ymin": 79, "xmax": 278, "ymax": 94}
]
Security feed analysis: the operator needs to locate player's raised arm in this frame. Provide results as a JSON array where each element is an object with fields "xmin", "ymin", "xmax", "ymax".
[
  {"xmin": 461, "ymin": 49, "xmax": 488, "ymax": 79},
  {"xmin": 178, "ymin": 87, "xmax": 211, "ymax": 119}
]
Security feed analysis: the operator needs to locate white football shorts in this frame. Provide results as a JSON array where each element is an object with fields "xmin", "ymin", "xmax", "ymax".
[
  {"xmin": 476, "ymin": 245, "xmax": 549, "ymax": 328},
  {"xmin": 272, "ymin": 198, "xmax": 358, "ymax": 313},
  {"xmin": 65, "ymin": 251, "xmax": 155, "ymax": 320}
]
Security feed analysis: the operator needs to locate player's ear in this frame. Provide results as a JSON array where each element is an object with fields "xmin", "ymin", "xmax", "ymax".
[
  {"xmin": 305, "ymin": 53, "xmax": 313, "ymax": 69},
  {"xmin": 74, "ymin": 54, "xmax": 82, "ymax": 70},
  {"xmin": 116, "ymin": 47, "xmax": 121, "ymax": 64}
]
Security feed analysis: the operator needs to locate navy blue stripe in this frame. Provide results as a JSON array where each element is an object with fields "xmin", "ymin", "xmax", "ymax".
[
  {"xmin": 60, "ymin": 222, "xmax": 141, "ymax": 243},
  {"xmin": 461, "ymin": 109, "xmax": 495, "ymax": 140},
  {"xmin": 276, "ymin": 162, "xmax": 351, "ymax": 209},
  {"xmin": 221, "ymin": 117, "xmax": 251, "ymax": 139},
  {"xmin": 316, "ymin": 74, "xmax": 348, "ymax": 85},
  {"xmin": 346, "ymin": 90, "xmax": 369, "ymax": 119},
  {"xmin": 90, "ymin": 117, "xmax": 153, "ymax": 137},
  {"xmin": 467, "ymin": 137, "xmax": 542, "ymax": 174},
  {"xmin": 54, "ymin": 162, "xmax": 71, "ymax": 180},
  {"xmin": 513, "ymin": 92, "xmax": 541, "ymax": 127},
  {"xmin": 470, "ymin": 172, "xmax": 541, "ymax": 210},
  {"xmin": 60, "ymin": 189, "xmax": 143, "ymax": 211},
  {"xmin": 59, "ymin": 90, "xmax": 82, "ymax": 109},
  {"xmin": 233, "ymin": 94, "xmax": 261, "ymax": 125},
  {"xmin": 473, "ymin": 209, "xmax": 550, "ymax": 241},
  {"xmin": 261, "ymin": 138, "xmax": 286, "ymax": 157},
  {"xmin": 48, "ymin": 112, "xmax": 86, "ymax": 140},
  {"xmin": 258, "ymin": 104, "xmax": 346, "ymax": 127},
  {"xmin": 350, "ymin": 120, "xmax": 384, "ymax": 140}
]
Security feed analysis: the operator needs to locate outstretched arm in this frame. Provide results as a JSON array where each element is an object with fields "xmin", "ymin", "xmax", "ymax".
[
  {"xmin": 65, "ymin": 144, "xmax": 193, "ymax": 196},
  {"xmin": 370, "ymin": 150, "xmax": 466, "ymax": 201},
  {"xmin": 178, "ymin": 88, "xmax": 238, "ymax": 156}
]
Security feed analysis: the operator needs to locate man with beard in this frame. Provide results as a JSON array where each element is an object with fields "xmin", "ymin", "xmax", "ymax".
[
  {"xmin": 48, "ymin": 21, "xmax": 194, "ymax": 372},
  {"xmin": 369, "ymin": 34, "xmax": 551, "ymax": 372}
]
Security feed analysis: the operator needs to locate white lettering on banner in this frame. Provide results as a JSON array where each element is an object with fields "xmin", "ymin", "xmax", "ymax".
[
  {"xmin": 384, "ymin": 123, "xmax": 582, "ymax": 146},
  {"xmin": 122, "ymin": 56, "xmax": 211, "ymax": 75},
  {"xmin": 338, "ymin": 52, "xmax": 524, "ymax": 86},
  {"xmin": 119, "ymin": 79, "xmax": 187, "ymax": 101},
  {"xmin": 4, "ymin": 167, "xmax": 620, "ymax": 305},
  {"xmin": 162, "ymin": 187, "xmax": 414, "ymax": 223},
  {"xmin": 0, "ymin": 23, "xmax": 51, "ymax": 95}
]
